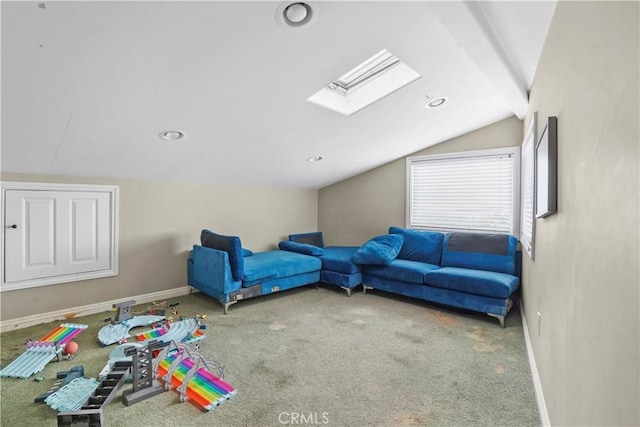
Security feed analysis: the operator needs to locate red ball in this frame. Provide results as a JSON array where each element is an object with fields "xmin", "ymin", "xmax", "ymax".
[{"xmin": 64, "ymin": 341, "xmax": 79, "ymax": 355}]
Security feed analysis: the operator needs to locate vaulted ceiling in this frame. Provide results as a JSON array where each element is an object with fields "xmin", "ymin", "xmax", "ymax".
[{"xmin": 1, "ymin": 1, "xmax": 557, "ymax": 189}]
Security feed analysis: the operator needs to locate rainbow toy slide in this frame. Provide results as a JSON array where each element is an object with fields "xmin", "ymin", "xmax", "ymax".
[
  {"xmin": 0, "ymin": 323, "xmax": 88, "ymax": 379},
  {"xmin": 155, "ymin": 343, "xmax": 236, "ymax": 411}
]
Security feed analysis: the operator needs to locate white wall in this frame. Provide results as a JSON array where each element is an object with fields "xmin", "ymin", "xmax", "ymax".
[
  {"xmin": 522, "ymin": 2, "xmax": 639, "ymax": 425},
  {"xmin": 0, "ymin": 173, "xmax": 317, "ymax": 321}
]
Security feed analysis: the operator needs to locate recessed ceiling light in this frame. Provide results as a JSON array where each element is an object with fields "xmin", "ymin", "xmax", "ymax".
[
  {"xmin": 160, "ymin": 130, "xmax": 185, "ymax": 141},
  {"xmin": 425, "ymin": 97, "xmax": 448, "ymax": 109},
  {"xmin": 275, "ymin": 2, "xmax": 318, "ymax": 28},
  {"xmin": 306, "ymin": 155, "xmax": 323, "ymax": 162}
]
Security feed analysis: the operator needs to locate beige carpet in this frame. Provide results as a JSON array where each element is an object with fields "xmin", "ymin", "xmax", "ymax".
[{"xmin": 0, "ymin": 286, "xmax": 539, "ymax": 426}]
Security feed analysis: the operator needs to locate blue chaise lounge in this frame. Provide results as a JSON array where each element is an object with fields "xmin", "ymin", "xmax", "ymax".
[{"xmin": 188, "ymin": 230, "xmax": 322, "ymax": 313}]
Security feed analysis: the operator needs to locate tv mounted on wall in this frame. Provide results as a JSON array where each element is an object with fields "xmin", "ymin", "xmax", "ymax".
[{"xmin": 535, "ymin": 116, "xmax": 558, "ymax": 218}]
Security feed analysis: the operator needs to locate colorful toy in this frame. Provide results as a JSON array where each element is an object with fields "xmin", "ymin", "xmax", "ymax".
[
  {"xmin": 0, "ymin": 323, "xmax": 88, "ymax": 379},
  {"xmin": 155, "ymin": 342, "xmax": 236, "ymax": 411},
  {"xmin": 38, "ymin": 324, "xmax": 86, "ymax": 345},
  {"xmin": 97, "ymin": 315, "xmax": 165, "ymax": 346}
]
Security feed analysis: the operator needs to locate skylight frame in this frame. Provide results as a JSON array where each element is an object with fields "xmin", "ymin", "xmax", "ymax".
[
  {"xmin": 307, "ymin": 49, "xmax": 421, "ymax": 116},
  {"xmin": 328, "ymin": 49, "xmax": 401, "ymax": 96}
]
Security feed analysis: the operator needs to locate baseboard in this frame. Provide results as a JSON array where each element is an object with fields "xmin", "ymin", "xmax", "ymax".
[
  {"xmin": 520, "ymin": 306, "xmax": 551, "ymax": 426},
  {"xmin": 0, "ymin": 286, "xmax": 197, "ymax": 333}
]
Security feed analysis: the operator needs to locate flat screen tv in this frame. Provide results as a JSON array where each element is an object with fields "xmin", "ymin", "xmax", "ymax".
[{"xmin": 535, "ymin": 116, "xmax": 558, "ymax": 218}]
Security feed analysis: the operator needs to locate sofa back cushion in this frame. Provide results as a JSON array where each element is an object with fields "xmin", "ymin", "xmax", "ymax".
[
  {"xmin": 201, "ymin": 229, "xmax": 244, "ymax": 281},
  {"xmin": 388, "ymin": 227, "xmax": 444, "ymax": 265},
  {"xmin": 288, "ymin": 232, "xmax": 324, "ymax": 248},
  {"xmin": 440, "ymin": 232, "xmax": 517, "ymax": 275},
  {"xmin": 279, "ymin": 240, "xmax": 326, "ymax": 256}
]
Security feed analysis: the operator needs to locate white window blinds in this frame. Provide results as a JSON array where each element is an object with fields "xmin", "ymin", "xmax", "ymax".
[{"xmin": 407, "ymin": 147, "xmax": 520, "ymax": 234}]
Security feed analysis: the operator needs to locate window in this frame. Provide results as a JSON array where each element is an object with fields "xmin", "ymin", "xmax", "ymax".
[
  {"xmin": 407, "ymin": 147, "xmax": 521, "ymax": 234},
  {"xmin": 520, "ymin": 114, "xmax": 537, "ymax": 259}
]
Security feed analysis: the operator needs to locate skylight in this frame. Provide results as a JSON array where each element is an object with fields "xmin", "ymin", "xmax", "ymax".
[{"xmin": 307, "ymin": 49, "xmax": 421, "ymax": 116}]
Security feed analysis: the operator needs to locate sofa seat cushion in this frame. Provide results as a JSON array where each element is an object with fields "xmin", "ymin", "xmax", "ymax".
[
  {"xmin": 320, "ymin": 247, "xmax": 361, "ymax": 274},
  {"xmin": 425, "ymin": 267, "xmax": 519, "ymax": 299},
  {"xmin": 363, "ymin": 259, "xmax": 440, "ymax": 285},
  {"xmin": 242, "ymin": 250, "xmax": 321, "ymax": 287}
]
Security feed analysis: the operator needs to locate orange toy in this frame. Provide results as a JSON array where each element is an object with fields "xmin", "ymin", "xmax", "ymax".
[{"xmin": 63, "ymin": 341, "xmax": 79, "ymax": 355}]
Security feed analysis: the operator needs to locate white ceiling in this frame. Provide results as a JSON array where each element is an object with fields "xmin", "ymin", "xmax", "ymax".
[{"xmin": 1, "ymin": 1, "xmax": 557, "ymax": 189}]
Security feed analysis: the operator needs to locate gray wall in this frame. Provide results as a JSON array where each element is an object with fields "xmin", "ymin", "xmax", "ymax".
[
  {"xmin": 522, "ymin": 2, "xmax": 639, "ymax": 426},
  {"xmin": 319, "ymin": 2, "xmax": 640, "ymax": 426},
  {"xmin": 318, "ymin": 115, "xmax": 523, "ymax": 245},
  {"xmin": 0, "ymin": 173, "xmax": 317, "ymax": 321}
]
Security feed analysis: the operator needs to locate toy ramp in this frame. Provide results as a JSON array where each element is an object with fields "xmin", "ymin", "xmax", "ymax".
[
  {"xmin": 0, "ymin": 324, "xmax": 87, "ymax": 379},
  {"xmin": 156, "ymin": 343, "xmax": 236, "ymax": 412}
]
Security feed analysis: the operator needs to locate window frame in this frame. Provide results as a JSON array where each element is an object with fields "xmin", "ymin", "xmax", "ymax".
[
  {"xmin": 406, "ymin": 146, "xmax": 521, "ymax": 235},
  {"xmin": 520, "ymin": 113, "xmax": 537, "ymax": 259}
]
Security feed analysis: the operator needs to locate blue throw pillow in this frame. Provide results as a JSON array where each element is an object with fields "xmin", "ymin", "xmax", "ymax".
[
  {"xmin": 278, "ymin": 240, "xmax": 325, "ymax": 256},
  {"xmin": 351, "ymin": 234, "xmax": 405, "ymax": 265}
]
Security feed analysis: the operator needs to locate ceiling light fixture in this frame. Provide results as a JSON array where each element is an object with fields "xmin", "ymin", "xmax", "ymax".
[
  {"xmin": 306, "ymin": 155, "xmax": 323, "ymax": 162},
  {"xmin": 276, "ymin": 1, "xmax": 318, "ymax": 28},
  {"xmin": 425, "ymin": 96, "xmax": 448, "ymax": 109},
  {"xmin": 160, "ymin": 130, "xmax": 185, "ymax": 141}
]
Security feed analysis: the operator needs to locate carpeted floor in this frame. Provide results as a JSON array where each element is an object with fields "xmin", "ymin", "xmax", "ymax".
[{"xmin": 0, "ymin": 286, "xmax": 540, "ymax": 427}]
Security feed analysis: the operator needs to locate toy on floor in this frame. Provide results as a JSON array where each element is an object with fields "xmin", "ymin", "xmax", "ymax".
[
  {"xmin": 35, "ymin": 365, "xmax": 85, "ymax": 403},
  {"xmin": 111, "ymin": 300, "xmax": 134, "ymax": 323},
  {"xmin": 63, "ymin": 341, "xmax": 79, "ymax": 356},
  {"xmin": 97, "ymin": 317, "xmax": 206, "ymax": 380},
  {"xmin": 122, "ymin": 340, "xmax": 166, "ymax": 405},
  {"xmin": 45, "ymin": 376, "xmax": 101, "ymax": 412},
  {"xmin": 132, "ymin": 316, "xmax": 206, "ymax": 345},
  {"xmin": 97, "ymin": 314, "xmax": 165, "ymax": 346},
  {"xmin": 155, "ymin": 341, "xmax": 237, "ymax": 411},
  {"xmin": 56, "ymin": 360, "xmax": 132, "ymax": 427},
  {"xmin": 0, "ymin": 323, "xmax": 88, "ymax": 379}
]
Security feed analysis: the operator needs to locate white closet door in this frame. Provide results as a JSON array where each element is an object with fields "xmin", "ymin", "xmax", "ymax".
[{"xmin": 3, "ymin": 185, "xmax": 117, "ymax": 288}]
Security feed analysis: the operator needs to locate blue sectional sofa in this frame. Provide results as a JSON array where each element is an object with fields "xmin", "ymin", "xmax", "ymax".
[
  {"xmin": 188, "ymin": 228, "xmax": 520, "ymax": 326},
  {"xmin": 359, "ymin": 227, "xmax": 521, "ymax": 327},
  {"xmin": 188, "ymin": 230, "xmax": 322, "ymax": 314},
  {"xmin": 279, "ymin": 232, "xmax": 362, "ymax": 296},
  {"xmin": 279, "ymin": 228, "xmax": 520, "ymax": 327}
]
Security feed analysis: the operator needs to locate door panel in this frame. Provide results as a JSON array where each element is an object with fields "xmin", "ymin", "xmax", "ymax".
[{"xmin": 4, "ymin": 190, "xmax": 112, "ymax": 283}]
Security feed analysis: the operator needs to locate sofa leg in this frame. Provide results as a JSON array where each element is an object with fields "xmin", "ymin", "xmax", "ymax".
[
  {"xmin": 340, "ymin": 286, "xmax": 352, "ymax": 297},
  {"xmin": 362, "ymin": 284, "xmax": 372, "ymax": 295},
  {"xmin": 223, "ymin": 301, "xmax": 237, "ymax": 315},
  {"xmin": 487, "ymin": 313, "xmax": 505, "ymax": 328}
]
